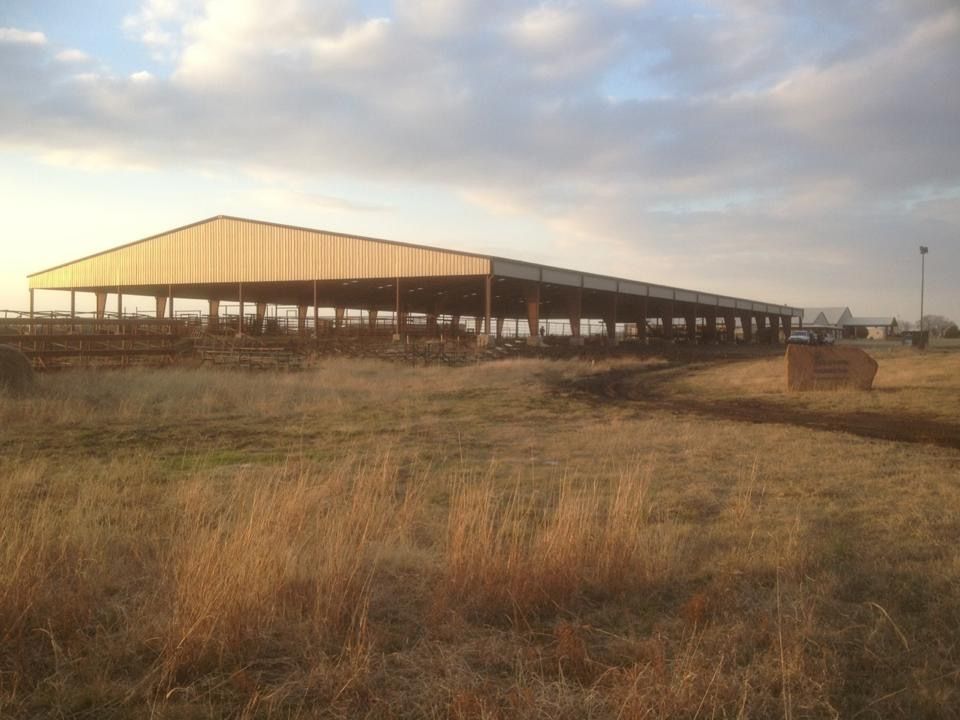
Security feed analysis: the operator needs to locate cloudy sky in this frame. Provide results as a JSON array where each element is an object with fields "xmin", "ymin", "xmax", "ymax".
[{"xmin": 1, "ymin": 0, "xmax": 958, "ymax": 320}]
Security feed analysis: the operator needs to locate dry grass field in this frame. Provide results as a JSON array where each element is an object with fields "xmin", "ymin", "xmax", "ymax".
[{"xmin": 1, "ymin": 346, "xmax": 959, "ymax": 719}]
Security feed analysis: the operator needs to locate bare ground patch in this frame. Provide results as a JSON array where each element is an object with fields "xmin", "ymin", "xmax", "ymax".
[{"xmin": 563, "ymin": 362, "xmax": 960, "ymax": 451}]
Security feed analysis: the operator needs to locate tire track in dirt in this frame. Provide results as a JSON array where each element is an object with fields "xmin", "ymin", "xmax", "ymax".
[{"xmin": 564, "ymin": 365, "xmax": 960, "ymax": 451}]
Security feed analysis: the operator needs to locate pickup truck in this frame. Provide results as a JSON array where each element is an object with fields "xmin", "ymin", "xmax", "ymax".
[{"xmin": 786, "ymin": 330, "xmax": 819, "ymax": 345}]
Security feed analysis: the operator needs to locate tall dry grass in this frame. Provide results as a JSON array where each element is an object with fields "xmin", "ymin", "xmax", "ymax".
[
  {"xmin": 442, "ymin": 467, "xmax": 682, "ymax": 621},
  {"xmin": 0, "ymin": 451, "xmax": 425, "ymax": 715},
  {"xmin": 0, "ymin": 359, "xmax": 558, "ymax": 427},
  {"xmin": 158, "ymin": 458, "xmax": 422, "ymax": 683},
  {"xmin": 3, "ymin": 357, "xmax": 960, "ymax": 718}
]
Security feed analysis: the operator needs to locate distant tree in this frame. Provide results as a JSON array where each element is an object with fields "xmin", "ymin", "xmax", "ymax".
[
  {"xmin": 922, "ymin": 315, "xmax": 955, "ymax": 337},
  {"xmin": 944, "ymin": 324, "xmax": 960, "ymax": 339}
]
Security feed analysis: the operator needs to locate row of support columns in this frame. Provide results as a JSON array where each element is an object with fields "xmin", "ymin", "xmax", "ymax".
[
  {"xmin": 32, "ymin": 281, "xmax": 797, "ymax": 345},
  {"xmin": 519, "ymin": 279, "xmax": 794, "ymax": 344}
]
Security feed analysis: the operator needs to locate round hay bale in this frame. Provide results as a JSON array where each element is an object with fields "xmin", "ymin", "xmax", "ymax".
[{"xmin": 0, "ymin": 344, "xmax": 34, "ymax": 396}]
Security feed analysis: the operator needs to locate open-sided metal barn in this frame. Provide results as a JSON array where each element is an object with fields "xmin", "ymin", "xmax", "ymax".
[{"xmin": 27, "ymin": 215, "xmax": 802, "ymax": 342}]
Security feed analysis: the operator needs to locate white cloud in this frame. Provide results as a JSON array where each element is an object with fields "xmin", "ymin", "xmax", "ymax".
[
  {"xmin": 37, "ymin": 148, "xmax": 153, "ymax": 172},
  {"xmin": 509, "ymin": 6, "xmax": 581, "ymax": 51},
  {"xmin": 394, "ymin": 0, "xmax": 502, "ymax": 38},
  {"xmin": 123, "ymin": 0, "xmax": 202, "ymax": 58},
  {"xmin": 254, "ymin": 187, "xmax": 389, "ymax": 213},
  {"xmin": 55, "ymin": 48, "xmax": 90, "ymax": 63},
  {"xmin": 312, "ymin": 18, "xmax": 391, "ymax": 67},
  {"xmin": 140, "ymin": 29, "xmax": 175, "ymax": 47},
  {"xmin": 0, "ymin": 27, "xmax": 47, "ymax": 45},
  {"xmin": 171, "ymin": 0, "xmax": 360, "ymax": 82},
  {"xmin": 460, "ymin": 188, "xmax": 528, "ymax": 217},
  {"xmin": 130, "ymin": 70, "xmax": 154, "ymax": 82}
]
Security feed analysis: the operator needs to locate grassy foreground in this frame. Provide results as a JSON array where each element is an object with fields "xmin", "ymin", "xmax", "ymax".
[{"xmin": 1, "ymin": 354, "xmax": 959, "ymax": 719}]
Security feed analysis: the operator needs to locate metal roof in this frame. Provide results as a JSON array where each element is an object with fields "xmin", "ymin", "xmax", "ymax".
[
  {"xmin": 846, "ymin": 317, "xmax": 898, "ymax": 327},
  {"xmin": 802, "ymin": 306, "xmax": 852, "ymax": 326},
  {"xmin": 29, "ymin": 215, "xmax": 803, "ymax": 317}
]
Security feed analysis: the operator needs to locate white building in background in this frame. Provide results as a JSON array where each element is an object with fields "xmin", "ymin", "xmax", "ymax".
[
  {"xmin": 803, "ymin": 307, "xmax": 853, "ymax": 339},
  {"xmin": 843, "ymin": 316, "xmax": 900, "ymax": 340},
  {"xmin": 803, "ymin": 307, "xmax": 898, "ymax": 340}
]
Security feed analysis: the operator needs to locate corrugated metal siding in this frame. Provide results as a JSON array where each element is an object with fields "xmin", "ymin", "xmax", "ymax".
[
  {"xmin": 491, "ymin": 259, "xmax": 541, "ymax": 281},
  {"xmin": 29, "ymin": 217, "xmax": 490, "ymax": 289},
  {"xmin": 541, "ymin": 268, "xmax": 580, "ymax": 287},
  {"xmin": 583, "ymin": 275, "xmax": 617, "ymax": 292},
  {"xmin": 619, "ymin": 281, "xmax": 646, "ymax": 296}
]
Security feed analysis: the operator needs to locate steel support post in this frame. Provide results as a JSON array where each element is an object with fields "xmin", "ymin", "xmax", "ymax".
[
  {"xmin": 313, "ymin": 280, "xmax": 319, "ymax": 338},
  {"xmin": 724, "ymin": 314, "xmax": 737, "ymax": 343},
  {"xmin": 298, "ymin": 305, "xmax": 308, "ymax": 337},
  {"xmin": 639, "ymin": 295, "xmax": 648, "ymax": 343},
  {"xmin": 705, "ymin": 314, "xmax": 717, "ymax": 342},
  {"xmin": 567, "ymin": 287, "xmax": 582, "ymax": 338},
  {"xmin": 525, "ymin": 281, "xmax": 541, "ymax": 340},
  {"xmin": 237, "ymin": 283, "xmax": 244, "ymax": 336},
  {"xmin": 483, "ymin": 274, "xmax": 492, "ymax": 335},
  {"xmin": 208, "ymin": 299, "xmax": 219, "ymax": 332},
  {"xmin": 662, "ymin": 314, "xmax": 673, "ymax": 340},
  {"xmin": 95, "ymin": 291, "xmax": 107, "ymax": 320},
  {"xmin": 394, "ymin": 278, "xmax": 401, "ymax": 339},
  {"xmin": 608, "ymin": 290, "xmax": 619, "ymax": 344},
  {"xmin": 755, "ymin": 314, "xmax": 766, "ymax": 343}
]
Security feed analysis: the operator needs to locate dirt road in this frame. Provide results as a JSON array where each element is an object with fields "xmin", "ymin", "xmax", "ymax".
[{"xmin": 566, "ymin": 363, "xmax": 960, "ymax": 451}]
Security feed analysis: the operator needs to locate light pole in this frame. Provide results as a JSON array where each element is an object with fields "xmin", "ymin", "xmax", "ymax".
[{"xmin": 919, "ymin": 245, "xmax": 928, "ymax": 332}]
